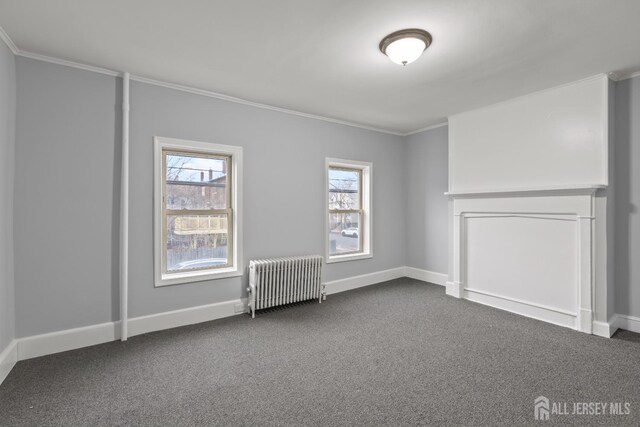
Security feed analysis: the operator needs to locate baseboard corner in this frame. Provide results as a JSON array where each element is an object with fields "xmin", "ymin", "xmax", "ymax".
[
  {"xmin": 0, "ymin": 340, "xmax": 18, "ymax": 387},
  {"xmin": 592, "ymin": 318, "xmax": 617, "ymax": 338},
  {"xmin": 17, "ymin": 322, "xmax": 118, "ymax": 361},
  {"xmin": 614, "ymin": 313, "xmax": 640, "ymax": 334},
  {"xmin": 403, "ymin": 267, "xmax": 447, "ymax": 286}
]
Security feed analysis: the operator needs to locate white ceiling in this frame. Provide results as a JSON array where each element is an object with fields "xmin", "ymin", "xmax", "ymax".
[{"xmin": 1, "ymin": 0, "xmax": 639, "ymax": 134}]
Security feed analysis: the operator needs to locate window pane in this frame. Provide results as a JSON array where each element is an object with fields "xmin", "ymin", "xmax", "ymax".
[
  {"xmin": 165, "ymin": 152, "xmax": 228, "ymax": 210},
  {"xmin": 166, "ymin": 214, "xmax": 229, "ymax": 272},
  {"xmin": 328, "ymin": 168, "xmax": 360, "ymax": 210},
  {"xmin": 329, "ymin": 212, "xmax": 361, "ymax": 255}
]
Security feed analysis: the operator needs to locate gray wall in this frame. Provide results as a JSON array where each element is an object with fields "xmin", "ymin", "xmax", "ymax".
[
  {"xmin": 615, "ymin": 75, "xmax": 640, "ymax": 319},
  {"xmin": 14, "ymin": 58, "xmax": 120, "ymax": 337},
  {"xmin": 13, "ymin": 55, "xmax": 634, "ymax": 338},
  {"xmin": 0, "ymin": 40, "xmax": 16, "ymax": 350},
  {"xmin": 13, "ymin": 57, "xmax": 406, "ymax": 334},
  {"xmin": 404, "ymin": 126, "xmax": 449, "ymax": 274},
  {"xmin": 128, "ymin": 81, "xmax": 405, "ymax": 318}
]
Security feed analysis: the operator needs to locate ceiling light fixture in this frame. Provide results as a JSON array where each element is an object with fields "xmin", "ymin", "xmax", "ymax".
[{"xmin": 379, "ymin": 28, "xmax": 432, "ymax": 66}]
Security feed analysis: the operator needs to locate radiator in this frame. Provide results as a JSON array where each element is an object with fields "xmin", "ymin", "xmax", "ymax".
[{"xmin": 248, "ymin": 256, "xmax": 324, "ymax": 318}]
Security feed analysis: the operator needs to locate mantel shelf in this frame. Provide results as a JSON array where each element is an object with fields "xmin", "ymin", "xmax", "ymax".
[{"xmin": 445, "ymin": 184, "xmax": 606, "ymax": 198}]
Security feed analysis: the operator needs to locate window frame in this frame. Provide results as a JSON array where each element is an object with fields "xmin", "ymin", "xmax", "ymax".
[
  {"xmin": 154, "ymin": 136, "xmax": 243, "ymax": 287},
  {"xmin": 325, "ymin": 158, "xmax": 373, "ymax": 263}
]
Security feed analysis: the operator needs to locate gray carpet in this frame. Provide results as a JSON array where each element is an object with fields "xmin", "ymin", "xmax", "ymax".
[{"xmin": 1, "ymin": 278, "xmax": 639, "ymax": 426}]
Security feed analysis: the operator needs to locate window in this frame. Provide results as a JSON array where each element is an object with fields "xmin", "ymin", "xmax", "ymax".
[
  {"xmin": 326, "ymin": 158, "xmax": 372, "ymax": 263},
  {"xmin": 154, "ymin": 137, "xmax": 242, "ymax": 286}
]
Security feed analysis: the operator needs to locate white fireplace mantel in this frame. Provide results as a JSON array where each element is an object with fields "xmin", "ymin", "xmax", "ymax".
[
  {"xmin": 445, "ymin": 184, "xmax": 606, "ymax": 198},
  {"xmin": 446, "ymin": 185, "xmax": 606, "ymax": 335}
]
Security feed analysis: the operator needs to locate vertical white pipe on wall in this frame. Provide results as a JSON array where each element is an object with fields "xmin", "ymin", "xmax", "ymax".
[{"xmin": 120, "ymin": 72, "xmax": 130, "ymax": 341}]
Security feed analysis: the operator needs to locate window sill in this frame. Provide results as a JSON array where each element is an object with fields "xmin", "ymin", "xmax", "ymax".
[
  {"xmin": 155, "ymin": 267, "xmax": 243, "ymax": 287},
  {"xmin": 326, "ymin": 253, "xmax": 373, "ymax": 264}
]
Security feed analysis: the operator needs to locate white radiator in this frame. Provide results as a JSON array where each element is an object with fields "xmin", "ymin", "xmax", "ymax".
[{"xmin": 248, "ymin": 256, "xmax": 324, "ymax": 318}]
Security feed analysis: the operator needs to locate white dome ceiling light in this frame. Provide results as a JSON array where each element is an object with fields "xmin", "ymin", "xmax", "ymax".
[{"xmin": 379, "ymin": 28, "xmax": 432, "ymax": 66}]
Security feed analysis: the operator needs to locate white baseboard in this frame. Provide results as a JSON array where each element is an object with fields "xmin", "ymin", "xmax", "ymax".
[
  {"xmin": 3, "ymin": 265, "xmax": 636, "ymax": 386},
  {"xmin": 127, "ymin": 298, "xmax": 246, "ymax": 338},
  {"xmin": 324, "ymin": 267, "xmax": 405, "ymax": 295},
  {"xmin": 0, "ymin": 340, "xmax": 17, "ymax": 387},
  {"xmin": 592, "ymin": 319, "xmax": 617, "ymax": 338},
  {"xmin": 446, "ymin": 281, "xmax": 464, "ymax": 298},
  {"xmin": 403, "ymin": 267, "xmax": 447, "ymax": 286},
  {"xmin": 15, "ymin": 298, "xmax": 248, "ymax": 362},
  {"xmin": 14, "ymin": 267, "xmax": 411, "ymax": 366},
  {"xmin": 460, "ymin": 288, "xmax": 623, "ymax": 338},
  {"xmin": 17, "ymin": 322, "xmax": 118, "ymax": 361},
  {"xmin": 615, "ymin": 314, "xmax": 640, "ymax": 334},
  {"xmin": 463, "ymin": 288, "xmax": 577, "ymax": 331}
]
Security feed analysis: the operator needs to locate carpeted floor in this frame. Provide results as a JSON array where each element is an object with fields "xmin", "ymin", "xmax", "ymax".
[{"xmin": 1, "ymin": 278, "xmax": 639, "ymax": 426}]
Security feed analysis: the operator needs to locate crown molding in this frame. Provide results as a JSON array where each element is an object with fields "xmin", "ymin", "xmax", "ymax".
[
  {"xmin": 608, "ymin": 72, "xmax": 621, "ymax": 81},
  {"xmin": 608, "ymin": 69, "xmax": 640, "ymax": 82},
  {"xmin": 0, "ymin": 23, "xmax": 18, "ymax": 54},
  {"xmin": 0, "ymin": 18, "xmax": 408, "ymax": 137},
  {"xmin": 403, "ymin": 121, "xmax": 448, "ymax": 136},
  {"xmin": 130, "ymin": 74, "xmax": 404, "ymax": 136},
  {"xmin": 15, "ymin": 49, "xmax": 406, "ymax": 136},
  {"xmin": 16, "ymin": 50, "xmax": 120, "ymax": 77},
  {"xmin": 19, "ymin": 49, "xmax": 408, "ymax": 135},
  {"xmin": 0, "ymin": 23, "xmax": 474, "ymax": 137},
  {"xmin": 16, "ymin": 51, "xmax": 408, "ymax": 136}
]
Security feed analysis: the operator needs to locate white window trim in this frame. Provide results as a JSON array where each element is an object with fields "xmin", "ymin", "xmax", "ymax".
[
  {"xmin": 325, "ymin": 158, "xmax": 373, "ymax": 264},
  {"xmin": 154, "ymin": 136, "xmax": 243, "ymax": 287}
]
